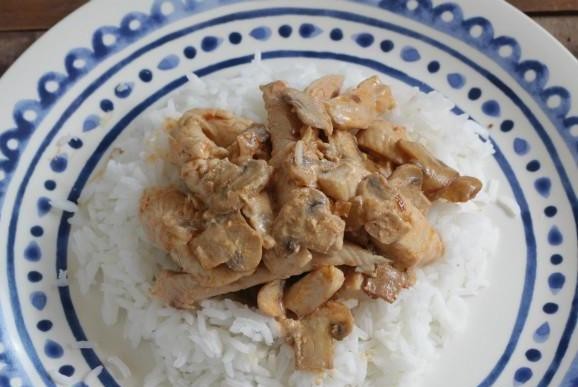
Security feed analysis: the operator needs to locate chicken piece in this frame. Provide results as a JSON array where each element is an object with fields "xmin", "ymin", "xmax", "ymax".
[
  {"xmin": 363, "ymin": 263, "xmax": 414, "ymax": 303},
  {"xmin": 284, "ymin": 266, "xmax": 345, "ymax": 317},
  {"xmin": 362, "ymin": 155, "xmax": 393, "ymax": 179},
  {"xmin": 263, "ymin": 242, "xmax": 313, "ymax": 275},
  {"xmin": 357, "ymin": 120, "xmax": 408, "ymax": 164},
  {"xmin": 181, "ymin": 158, "xmax": 272, "ymax": 213},
  {"xmin": 329, "ymin": 130, "xmax": 364, "ymax": 163},
  {"xmin": 325, "ymin": 76, "xmax": 395, "ymax": 130},
  {"xmin": 242, "ymin": 192, "xmax": 276, "ymax": 249},
  {"xmin": 372, "ymin": 201, "xmax": 444, "ymax": 269},
  {"xmin": 186, "ymin": 108, "xmax": 254, "ymax": 148},
  {"xmin": 333, "ymin": 200, "xmax": 352, "ymax": 218},
  {"xmin": 396, "ymin": 140, "xmax": 459, "ymax": 198},
  {"xmin": 334, "ymin": 268, "xmax": 367, "ymax": 301},
  {"xmin": 139, "ymin": 187, "xmax": 201, "ymax": 253},
  {"xmin": 389, "ymin": 164, "xmax": 431, "ymax": 214},
  {"xmin": 437, "ymin": 175, "xmax": 483, "ymax": 202},
  {"xmin": 167, "ymin": 111, "xmax": 228, "ymax": 165},
  {"xmin": 314, "ymin": 242, "xmax": 389, "ymax": 274},
  {"xmin": 227, "ymin": 124, "xmax": 271, "ymax": 165},
  {"xmin": 318, "ymin": 160, "xmax": 370, "ymax": 201},
  {"xmin": 191, "ymin": 212, "xmax": 262, "ymax": 272},
  {"xmin": 271, "ymin": 188, "xmax": 345, "ymax": 255},
  {"xmin": 282, "ymin": 88, "xmax": 333, "ymax": 136},
  {"xmin": 170, "ymin": 251, "xmax": 252, "ymax": 288},
  {"xmin": 305, "ymin": 74, "xmax": 344, "ymax": 101},
  {"xmin": 257, "ymin": 280, "xmax": 286, "ymax": 318},
  {"xmin": 260, "ymin": 81, "xmax": 302, "ymax": 155},
  {"xmin": 283, "ymin": 301, "xmax": 354, "ymax": 371},
  {"xmin": 348, "ymin": 174, "xmax": 412, "ymax": 244}
]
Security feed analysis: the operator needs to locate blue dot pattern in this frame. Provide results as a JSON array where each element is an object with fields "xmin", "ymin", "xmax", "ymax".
[
  {"xmin": 278, "ymin": 25, "xmax": 292, "ymax": 38},
  {"xmin": 401, "ymin": 46, "xmax": 420, "ymax": 62}
]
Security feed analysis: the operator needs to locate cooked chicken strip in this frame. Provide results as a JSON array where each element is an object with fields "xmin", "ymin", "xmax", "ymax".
[
  {"xmin": 318, "ymin": 160, "xmax": 370, "ymax": 201},
  {"xmin": 186, "ymin": 108, "xmax": 254, "ymax": 148},
  {"xmin": 313, "ymin": 242, "xmax": 389, "ymax": 273},
  {"xmin": 263, "ymin": 243, "xmax": 313, "ymax": 275},
  {"xmin": 334, "ymin": 268, "xmax": 367, "ymax": 301},
  {"xmin": 242, "ymin": 192, "xmax": 276, "ymax": 249},
  {"xmin": 357, "ymin": 120, "xmax": 408, "ymax": 164},
  {"xmin": 139, "ymin": 187, "xmax": 201, "ymax": 253},
  {"xmin": 181, "ymin": 158, "xmax": 272, "ymax": 214},
  {"xmin": 271, "ymin": 188, "xmax": 345, "ymax": 255},
  {"xmin": 282, "ymin": 88, "xmax": 333, "ymax": 136},
  {"xmin": 325, "ymin": 76, "xmax": 395, "ymax": 130},
  {"xmin": 305, "ymin": 74, "xmax": 344, "ymax": 101},
  {"xmin": 283, "ymin": 301, "xmax": 353, "ymax": 371},
  {"xmin": 363, "ymin": 263, "xmax": 415, "ymax": 303},
  {"xmin": 191, "ymin": 212, "xmax": 262, "ymax": 272},
  {"xmin": 389, "ymin": 164, "xmax": 431, "ymax": 214},
  {"xmin": 260, "ymin": 81, "xmax": 302, "ymax": 155},
  {"xmin": 285, "ymin": 266, "xmax": 345, "ymax": 317},
  {"xmin": 257, "ymin": 280, "xmax": 286, "ymax": 318},
  {"xmin": 167, "ymin": 111, "xmax": 228, "ymax": 164},
  {"xmin": 227, "ymin": 124, "xmax": 271, "ymax": 165}
]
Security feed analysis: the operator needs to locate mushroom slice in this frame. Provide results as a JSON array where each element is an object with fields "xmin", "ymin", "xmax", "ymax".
[
  {"xmin": 314, "ymin": 242, "xmax": 389, "ymax": 271},
  {"xmin": 305, "ymin": 74, "xmax": 344, "ymax": 101},
  {"xmin": 284, "ymin": 266, "xmax": 345, "ymax": 317},
  {"xmin": 357, "ymin": 120, "xmax": 408, "ymax": 164},
  {"xmin": 171, "ymin": 251, "xmax": 252, "ymax": 288},
  {"xmin": 271, "ymin": 188, "xmax": 345, "ymax": 255},
  {"xmin": 139, "ymin": 187, "xmax": 200, "ymax": 253},
  {"xmin": 257, "ymin": 280, "xmax": 286, "ymax": 318},
  {"xmin": 283, "ymin": 301, "xmax": 354, "ymax": 371},
  {"xmin": 167, "ymin": 110, "xmax": 228, "ymax": 164},
  {"xmin": 318, "ymin": 160, "xmax": 370, "ymax": 201},
  {"xmin": 192, "ymin": 212, "xmax": 262, "ymax": 272},
  {"xmin": 389, "ymin": 164, "xmax": 431, "ymax": 214},
  {"xmin": 396, "ymin": 140, "xmax": 459, "ymax": 197},
  {"xmin": 263, "ymin": 245, "xmax": 313, "ymax": 276},
  {"xmin": 186, "ymin": 108, "xmax": 254, "ymax": 148},
  {"xmin": 181, "ymin": 158, "xmax": 272, "ymax": 213},
  {"xmin": 437, "ymin": 175, "xmax": 483, "ymax": 202},
  {"xmin": 260, "ymin": 81, "xmax": 302, "ymax": 156},
  {"xmin": 241, "ymin": 192, "xmax": 276, "ymax": 249},
  {"xmin": 363, "ymin": 263, "xmax": 414, "ymax": 303},
  {"xmin": 282, "ymin": 88, "xmax": 333, "ymax": 136}
]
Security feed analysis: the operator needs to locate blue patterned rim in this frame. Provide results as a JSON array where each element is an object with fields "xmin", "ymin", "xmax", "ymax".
[{"xmin": 0, "ymin": 1, "xmax": 576, "ymax": 386}]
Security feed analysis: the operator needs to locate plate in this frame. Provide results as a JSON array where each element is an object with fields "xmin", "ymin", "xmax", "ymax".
[{"xmin": 0, "ymin": 0, "xmax": 577, "ymax": 386}]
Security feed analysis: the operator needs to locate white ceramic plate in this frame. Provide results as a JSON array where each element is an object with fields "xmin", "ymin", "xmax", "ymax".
[{"xmin": 0, "ymin": 0, "xmax": 577, "ymax": 386}]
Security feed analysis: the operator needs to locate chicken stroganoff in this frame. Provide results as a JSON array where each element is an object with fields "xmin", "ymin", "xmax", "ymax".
[{"xmin": 139, "ymin": 75, "xmax": 482, "ymax": 371}]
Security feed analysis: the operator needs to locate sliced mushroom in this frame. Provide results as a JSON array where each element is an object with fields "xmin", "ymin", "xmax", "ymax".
[
  {"xmin": 283, "ymin": 301, "xmax": 354, "ymax": 371},
  {"xmin": 305, "ymin": 74, "xmax": 344, "ymax": 101},
  {"xmin": 282, "ymin": 88, "xmax": 333, "ymax": 136},
  {"xmin": 437, "ymin": 175, "xmax": 483, "ymax": 202},
  {"xmin": 263, "ymin": 244, "xmax": 313, "ymax": 276},
  {"xmin": 191, "ymin": 212, "xmax": 262, "ymax": 272},
  {"xmin": 260, "ymin": 81, "xmax": 302, "ymax": 156},
  {"xmin": 271, "ymin": 188, "xmax": 345, "ymax": 255},
  {"xmin": 170, "ymin": 251, "xmax": 252, "ymax": 288},
  {"xmin": 257, "ymin": 280, "xmax": 286, "ymax": 318},
  {"xmin": 396, "ymin": 140, "xmax": 459, "ymax": 198},
  {"xmin": 181, "ymin": 158, "xmax": 272, "ymax": 214},
  {"xmin": 357, "ymin": 120, "xmax": 408, "ymax": 164},
  {"xmin": 314, "ymin": 242, "xmax": 389, "ymax": 271},
  {"xmin": 388, "ymin": 164, "xmax": 431, "ymax": 214},
  {"xmin": 284, "ymin": 266, "xmax": 345, "ymax": 317},
  {"xmin": 363, "ymin": 263, "xmax": 414, "ymax": 303},
  {"xmin": 139, "ymin": 187, "xmax": 201, "ymax": 253},
  {"xmin": 318, "ymin": 160, "xmax": 370, "ymax": 201}
]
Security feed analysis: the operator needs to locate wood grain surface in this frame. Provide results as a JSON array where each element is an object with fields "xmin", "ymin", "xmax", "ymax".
[{"xmin": 0, "ymin": 0, "xmax": 577, "ymax": 77}]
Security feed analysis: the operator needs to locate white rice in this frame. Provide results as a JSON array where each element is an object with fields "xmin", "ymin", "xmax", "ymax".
[{"xmin": 70, "ymin": 61, "xmax": 499, "ymax": 386}]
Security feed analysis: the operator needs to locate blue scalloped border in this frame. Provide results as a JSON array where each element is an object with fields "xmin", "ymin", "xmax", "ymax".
[{"xmin": 0, "ymin": 0, "xmax": 577, "ymax": 386}]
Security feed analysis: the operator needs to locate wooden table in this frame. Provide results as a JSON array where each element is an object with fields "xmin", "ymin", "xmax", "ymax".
[{"xmin": 1, "ymin": 0, "xmax": 578, "ymax": 76}]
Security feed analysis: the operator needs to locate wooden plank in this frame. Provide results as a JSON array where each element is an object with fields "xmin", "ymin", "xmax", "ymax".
[
  {"xmin": 0, "ymin": 31, "xmax": 44, "ymax": 76},
  {"xmin": 533, "ymin": 15, "xmax": 578, "ymax": 57},
  {"xmin": 508, "ymin": 0, "xmax": 578, "ymax": 13},
  {"xmin": 0, "ymin": 0, "xmax": 86, "ymax": 32}
]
